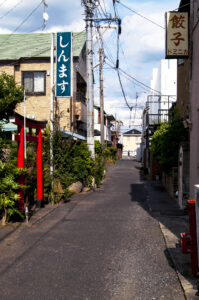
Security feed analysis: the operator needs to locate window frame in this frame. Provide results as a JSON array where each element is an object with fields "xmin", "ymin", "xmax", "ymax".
[{"xmin": 22, "ymin": 71, "xmax": 46, "ymax": 96}]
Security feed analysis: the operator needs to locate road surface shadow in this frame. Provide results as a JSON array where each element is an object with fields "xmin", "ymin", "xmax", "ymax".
[{"xmin": 129, "ymin": 165, "xmax": 198, "ymax": 295}]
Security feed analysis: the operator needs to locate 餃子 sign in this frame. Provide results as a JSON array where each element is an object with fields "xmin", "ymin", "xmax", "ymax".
[{"xmin": 165, "ymin": 11, "xmax": 189, "ymax": 58}]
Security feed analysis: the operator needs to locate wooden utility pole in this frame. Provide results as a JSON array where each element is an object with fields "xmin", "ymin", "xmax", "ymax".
[{"xmin": 99, "ymin": 40, "xmax": 105, "ymax": 152}]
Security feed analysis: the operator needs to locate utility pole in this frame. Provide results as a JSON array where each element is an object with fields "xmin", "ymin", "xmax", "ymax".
[
  {"xmin": 82, "ymin": 0, "xmax": 97, "ymax": 158},
  {"xmin": 99, "ymin": 36, "xmax": 105, "ymax": 152},
  {"xmin": 81, "ymin": 1, "xmax": 120, "ymax": 157}
]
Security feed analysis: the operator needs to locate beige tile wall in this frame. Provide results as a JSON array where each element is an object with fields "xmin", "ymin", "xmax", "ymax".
[{"xmin": 0, "ymin": 62, "xmax": 71, "ymax": 130}]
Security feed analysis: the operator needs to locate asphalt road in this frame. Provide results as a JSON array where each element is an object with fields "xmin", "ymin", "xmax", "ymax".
[{"xmin": 0, "ymin": 160, "xmax": 185, "ymax": 300}]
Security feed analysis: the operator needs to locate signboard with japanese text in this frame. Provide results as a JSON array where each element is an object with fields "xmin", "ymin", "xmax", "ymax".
[
  {"xmin": 165, "ymin": 12, "xmax": 189, "ymax": 58},
  {"xmin": 56, "ymin": 32, "xmax": 72, "ymax": 97}
]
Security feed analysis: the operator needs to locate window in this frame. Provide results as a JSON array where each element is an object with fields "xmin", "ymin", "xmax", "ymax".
[{"xmin": 22, "ymin": 71, "xmax": 46, "ymax": 95}]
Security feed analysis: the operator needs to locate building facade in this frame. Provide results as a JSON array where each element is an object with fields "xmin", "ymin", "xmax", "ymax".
[
  {"xmin": 142, "ymin": 59, "xmax": 177, "ymax": 177},
  {"xmin": 122, "ymin": 129, "xmax": 141, "ymax": 158},
  {"xmin": 188, "ymin": 0, "xmax": 199, "ymax": 198},
  {"xmin": 0, "ymin": 32, "xmax": 87, "ymax": 139},
  {"xmin": 94, "ymin": 105, "xmax": 115, "ymax": 145}
]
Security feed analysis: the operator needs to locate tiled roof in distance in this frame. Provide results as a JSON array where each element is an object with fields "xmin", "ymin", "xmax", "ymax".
[
  {"xmin": 124, "ymin": 129, "xmax": 141, "ymax": 135},
  {"xmin": 0, "ymin": 32, "xmax": 86, "ymax": 60}
]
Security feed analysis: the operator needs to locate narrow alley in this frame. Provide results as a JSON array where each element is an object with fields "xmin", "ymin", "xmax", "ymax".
[{"xmin": 0, "ymin": 160, "xmax": 186, "ymax": 300}]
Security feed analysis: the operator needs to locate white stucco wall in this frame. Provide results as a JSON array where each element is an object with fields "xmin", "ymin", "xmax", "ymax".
[
  {"xmin": 150, "ymin": 59, "xmax": 177, "ymax": 115},
  {"xmin": 122, "ymin": 134, "xmax": 141, "ymax": 156}
]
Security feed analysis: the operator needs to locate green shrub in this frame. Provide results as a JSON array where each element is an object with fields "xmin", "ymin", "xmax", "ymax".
[
  {"xmin": 151, "ymin": 109, "xmax": 189, "ymax": 174},
  {"xmin": 104, "ymin": 145, "xmax": 117, "ymax": 163},
  {"xmin": 0, "ymin": 162, "xmax": 25, "ymax": 225},
  {"xmin": 43, "ymin": 130, "xmax": 99, "ymax": 201}
]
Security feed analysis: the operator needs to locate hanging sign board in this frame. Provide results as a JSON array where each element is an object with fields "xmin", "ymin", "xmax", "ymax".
[
  {"xmin": 165, "ymin": 11, "xmax": 189, "ymax": 58},
  {"xmin": 56, "ymin": 32, "xmax": 72, "ymax": 97}
]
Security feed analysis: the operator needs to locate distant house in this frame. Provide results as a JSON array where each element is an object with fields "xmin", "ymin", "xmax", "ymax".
[
  {"xmin": 94, "ymin": 105, "xmax": 115, "ymax": 145},
  {"xmin": 122, "ymin": 129, "xmax": 141, "ymax": 158},
  {"xmin": 0, "ymin": 32, "xmax": 87, "ymax": 140}
]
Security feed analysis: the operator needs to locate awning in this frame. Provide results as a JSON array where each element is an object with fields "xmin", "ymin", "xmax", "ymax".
[
  {"xmin": 1, "ymin": 122, "xmax": 17, "ymax": 132},
  {"xmin": 61, "ymin": 129, "xmax": 86, "ymax": 141},
  {"xmin": 1, "ymin": 121, "xmax": 86, "ymax": 141}
]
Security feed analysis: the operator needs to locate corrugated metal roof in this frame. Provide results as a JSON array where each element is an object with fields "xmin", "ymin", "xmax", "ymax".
[{"xmin": 0, "ymin": 32, "xmax": 86, "ymax": 60}]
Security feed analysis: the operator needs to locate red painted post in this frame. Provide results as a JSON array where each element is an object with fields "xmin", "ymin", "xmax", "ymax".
[
  {"xmin": 188, "ymin": 200, "xmax": 199, "ymax": 277},
  {"xmin": 17, "ymin": 126, "xmax": 25, "ymax": 210},
  {"xmin": 36, "ymin": 129, "xmax": 43, "ymax": 207}
]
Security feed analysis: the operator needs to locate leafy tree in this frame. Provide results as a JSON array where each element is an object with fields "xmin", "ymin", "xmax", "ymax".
[
  {"xmin": 0, "ymin": 73, "xmax": 24, "ymax": 223},
  {"xmin": 0, "ymin": 72, "xmax": 24, "ymax": 160},
  {"xmin": 151, "ymin": 109, "xmax": 189, "ymax": 173},
  {"xmin": 0, "ymin": 72, "xmax": 24, "ymax": 121}
]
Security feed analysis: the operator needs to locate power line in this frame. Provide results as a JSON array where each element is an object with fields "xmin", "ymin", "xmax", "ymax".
[
  {"xmin": 105, "ymin": 58, "xmax": 162, "ymax": 94},
  {"xmin": 98, "ymin": 2, "xmax": 107, "ymax": 18},
  {"xmin": 103, "ymin": 37, "xmax": 116, "ymax": 65},
  {"xmin": 113, "ymin": 0, "xmax": 117, "ymax": 18},
  {"xmin": 105, "ymin": 60, "xmax": 149, "ymax": 92},
  {"xmin": 118, "ymin": 1, "xmax": 165, "ymax": 29},
  {"xmin": 13, "ymin": 1, "xmax": 43, "ymax": 33},
  {"xmin": 173, "ymin": 2, "xmax": 190, "ymax": 11},
  {"xmin": 101, "ymin": 0, "xmax": 108, "ymax": 15},
  {"xmin": 113, "ymin": 0, "xmax": 138, "ymax": 97},
  {"xmin": 133, "ymin": 92, "xmax": 138, "ymax": 125},
  {"xmin": 0, "ymin": 0, "xmax": 8, "ymax": 9},
  {"xmin": 0, "ymin": 1, "xmax": 43, "ymax": 47},
  {"xmin": 106, "ymin": 59, "xmax": 177, "ymax": 104},
  {"xmin": 0, "ymin": 0, "xmax": 24, "ymax": 20},
  {"xmin": 118, "ymin": 69, "xmax": 151, "ymax": 93},
  {"xmin": 114, "ymin": 0, "xmax": 189, "ymax": 30},
  {"xmin": 117, "ymin": 68, "xmax": 131, "ymax": 109},
  {"xmin": 96, "ymin": 5, "xmax": 105, "ymax": 19}
]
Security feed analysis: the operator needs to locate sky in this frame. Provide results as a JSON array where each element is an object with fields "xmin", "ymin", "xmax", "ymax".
[{"xmin": 0, "ymin": 0, "xmax": 180, "ymax": 132}]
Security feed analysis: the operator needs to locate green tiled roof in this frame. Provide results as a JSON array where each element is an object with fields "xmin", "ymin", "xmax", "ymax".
[{"xmin": 0, "ymin": 32, "xmax": 86, "ymax": 60}]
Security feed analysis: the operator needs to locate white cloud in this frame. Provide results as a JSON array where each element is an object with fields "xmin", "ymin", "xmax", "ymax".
[
  {"xmin": 94, "ymin": 0, "xmax": 179, "ymax": 130},
  {"xmin": 49, "ymin": 20, "xmax": 85, "ymax": 33},
  {"xmin": 0, "ymin": 27, "xmax": 11, "ymax": 34},
  {"xmin": 0, "ymin": 0, "xmax": 180, "ymax": 131}
]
